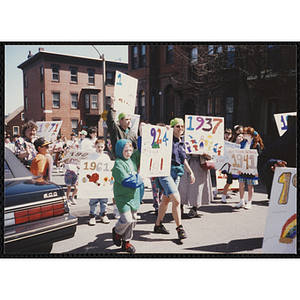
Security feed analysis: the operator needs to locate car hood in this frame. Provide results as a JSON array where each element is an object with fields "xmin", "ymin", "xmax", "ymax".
[{"xmin": 5, "ymin": 178, "xmax": 65, "ymax": 209}]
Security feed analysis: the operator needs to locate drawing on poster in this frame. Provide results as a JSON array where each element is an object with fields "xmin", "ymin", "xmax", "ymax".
[{"xmin": 279, "ymin": 214, "xmax": 297, "ymax": 244}]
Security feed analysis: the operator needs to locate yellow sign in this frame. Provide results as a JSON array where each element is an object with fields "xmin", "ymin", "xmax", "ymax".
[{"xmin": 101, "ymin": 110, "xmax": 108, "ymax": 121}]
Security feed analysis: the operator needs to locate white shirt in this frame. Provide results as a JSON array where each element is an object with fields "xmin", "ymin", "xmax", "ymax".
[{"xmin": 79, "ymin": 137, "xmax": 96, "ymax": 152}]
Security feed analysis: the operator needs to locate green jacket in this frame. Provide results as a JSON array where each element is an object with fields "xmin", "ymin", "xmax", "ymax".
[
  {"xmin": 107, "ymin": 107, "xmax": 137, "ymax": 159},
  {"xmin": 111, "ymin": 140, "xmax": 141, "ymax": 214}
]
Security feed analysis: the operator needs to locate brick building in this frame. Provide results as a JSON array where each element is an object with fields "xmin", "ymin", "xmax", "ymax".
[
  {"xmin": 17, "ymin": 48, "xmax": 128, "ymax": 138},
  {"xmin": 128, "ymin": 44, "xmax": 297, "ymax": 147},
  {"xmin": 5, "ymin": 106, "xmax": 25, "ymax": 138}
]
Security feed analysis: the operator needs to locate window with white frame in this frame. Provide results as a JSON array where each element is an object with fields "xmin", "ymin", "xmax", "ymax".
[
  {"xmin": 21, "ymin": 113, "xmax": 25, "ymax": 121},
  {"xmin": 52, "ymin": 92, "xmax": 60, "ymax": 108},
  {"xmin": 88, "ymin": 69, "xmax": 95, "ymax": 84},
  {"xmin": 13, "ymin": 126, "xmax": 19, "ymax": 135},
  {"xmin": 70, "ymin": 67, "xmax": 78, "ymax": 83},
  {"xmin": 71, "ymin": 93, "xmax": 78, "ymax": 109},
  {"xmin": 52, "ymin": 66, "xmax": 59, "ymax": 81},
  {"xmin": 91, "ymin": 94, "xmax": 97, "ymax": 109},
  {"xmin": 71, "ymin": 120, "xmax": 78, "ymax": 135}
]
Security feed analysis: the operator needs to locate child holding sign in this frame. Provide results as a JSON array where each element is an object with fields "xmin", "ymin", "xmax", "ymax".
[
  {"xmin": 87, "ymin": 139, "xmax": 111, "ymax": 225},
  {"xmin": 235, "ymin": 127, "xmax": 264, "ymax": 209},
  {"xmin": 111, "ymin": 138, "xmax": 143, "ymax": 253}
]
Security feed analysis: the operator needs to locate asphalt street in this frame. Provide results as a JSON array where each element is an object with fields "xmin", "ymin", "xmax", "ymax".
[{"xmin": 51, "ymin": 170, "xmax": 270, "ymax": 255}]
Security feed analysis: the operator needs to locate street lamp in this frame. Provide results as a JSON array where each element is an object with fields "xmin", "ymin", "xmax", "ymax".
[{"xmin": 92, "ymin": 45, "xmax": 106, "ymax": 139}]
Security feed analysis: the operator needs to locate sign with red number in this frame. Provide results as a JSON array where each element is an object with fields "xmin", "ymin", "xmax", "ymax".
[
  {"xmin": 184, "ymin": 115, "xmax": 224, "ymax": 156},
  {"xmin": 140, "ymin": 124, "xmax": 173, "ymax": 177},
  {"xmin": 59, "ymin": 150, "xmax": 92, "ymax": 166},
  {"xmin": 77, "ymin": 157, "xmax": 115, "ymax": 198},
  {"xmin": 262, "ymin": 167, "xmax": 297, "ymax": 254},
  {"xmin": 36, "ymin": 121, "xmax": 62, "ymax": 142}
]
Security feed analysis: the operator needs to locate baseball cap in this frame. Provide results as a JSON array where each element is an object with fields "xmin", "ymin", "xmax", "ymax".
[
  {"xmin": 170, "ymin": 118, "xmax": 184, "ymax": 128},
  {"xmin": 34, "ymin": 137, "xmax": 53, "ymax": 151},
  {"xmin": 118, "ymin": 112, "xmax": 130, "ymax": 120}
]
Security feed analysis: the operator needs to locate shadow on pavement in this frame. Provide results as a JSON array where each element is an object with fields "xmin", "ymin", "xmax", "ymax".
[{"xmin": 185, "ymin": 237, "xmax": 264, "ymax": 253}]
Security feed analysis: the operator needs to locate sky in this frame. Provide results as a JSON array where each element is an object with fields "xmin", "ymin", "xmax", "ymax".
[{"xmin": 4, "ymin": 44, "xmax": 128, "ymax": 115}]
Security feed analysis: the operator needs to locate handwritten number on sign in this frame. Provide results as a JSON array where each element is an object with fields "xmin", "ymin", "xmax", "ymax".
[{"xmin": 278, "ymin": 172, "xmax": 291, "ymax": 205}]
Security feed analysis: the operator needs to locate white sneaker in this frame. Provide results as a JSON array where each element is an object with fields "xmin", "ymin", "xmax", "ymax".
[
  {"xmin": 235, "ymin": 199, "xmax": 244, "ymax": 208},
  {"xmin": 69, "ymin": 197, "xmax": 76, "ymax": 205},
  {"xmin": 221, "ymin": 195, "xmax": 227, "ymax": 203},
  {"xmin": 113, "ymin": 205, "xmax": 120, "ymax": 219},
  {"xmin": 244, "ymin": 201, "xmax": 252, "ymax": 210},
  {"xmin": 89, "ymin": 217, "xmax": 96, "ymax": 226},
  {"xmin": 100, "ymin": 213, "xmax": 110, "ymax": 224},
  {"xmin": 136, "ymin": 215, "xmax": 141, "ymax": 220}
]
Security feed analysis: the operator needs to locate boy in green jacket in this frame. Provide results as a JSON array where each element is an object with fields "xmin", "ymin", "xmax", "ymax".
[{"xmin": 111, "ymin": 138, "xmax": 143, "ymax": 253}]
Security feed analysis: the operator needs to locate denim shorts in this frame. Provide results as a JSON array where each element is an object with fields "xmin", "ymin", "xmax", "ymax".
[
  {"xmin": 239, "ymin": 178, "xmax": 259, "ymax": 186},
  {"xmin": 64, "ymin": 170, "xmax": 78, "ymax": 186},
  {"xmin": 158, "ymin": 169, "xmax": 180, "ymax": 197}
]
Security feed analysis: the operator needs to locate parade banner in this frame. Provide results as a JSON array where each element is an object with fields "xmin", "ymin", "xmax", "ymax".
[
  {"xmin": 223, "ymin": 148, "xmax": 258, "ymax": 178},
  {"xmin": 36, "ymin": 121, "xmax": 62, "ymax": 142},
  {"xmin": 140, "ymin": 124, "xmax": 173, "ymax": 177},
  {"xmin": 113, "ymin": 71, "xmax": 138, "ymax": 117},
  {"xmin": 215, "ymin": 170, "xmax": 239, "ymax": 191},
  {"xmin": 77, "ymin": 157, "xmax": 115, "ymax": 198},
  {"xmin": 273, "ymin": 112, "xmax": 296, "ymax": 136},
  {"xmin": 59, "ymin": 149, "xmax": 92, "ymax": 166},
  {"xmin": 184, "ymin": 115, "xmax": 224, "ymax": 156},
  {"xmin": 262, "ymin": 167, "xmax": 297, "ymax": 254}
]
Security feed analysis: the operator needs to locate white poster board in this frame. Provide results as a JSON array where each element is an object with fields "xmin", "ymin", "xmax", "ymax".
[
  {"xmin": 140, "ymin": 124, "xmax": 173, "ymax": 177},
  {"xmin": 59, "ymin": 149, "xmax": 92, "ymax": 166},
  {"xmin": 223, "ymin": 148, "xmax": 258, "ymax": 178},
  {"xmin": 262, "ymin": 167, "xmax": 297, "ymax": 254},
  {"xmin": 36, "ymin": 121, "xmax": 62, "ymax": 142},
  {"xmin": 113, "ymin": 71, "xmax": 138, "ymax": 116},
  {"xmin": 130, "ymin": 114, "xmax": 140, "ymax": 135},
  {"xmin": 77, "ymin": 157, "xmax": 115, "ymax": 198},
  {"xmin": 273, "ymin": 112, "xmax": 296, "ymax": 136},
  {"xmin": 184, "ymin": 115, "xmax": 224, "ymax": 156}
]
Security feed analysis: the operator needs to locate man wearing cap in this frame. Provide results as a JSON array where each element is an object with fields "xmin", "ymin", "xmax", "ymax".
[
  {"xmin": 107, "ymin": 101, "xmax": 137, "ymax": 159},
  {"xmin": 30, "ymin": 137, "xmax": 53, "ymax": 180},
  {"xmin": 78, "ymin": 130, "xmax": 87, "ymax": 147}
]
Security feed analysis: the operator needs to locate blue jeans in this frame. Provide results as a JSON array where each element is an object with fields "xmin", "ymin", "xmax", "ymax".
[{"xmin": 89, "ymin": 198, "xmax": 108, "ymax": 217}]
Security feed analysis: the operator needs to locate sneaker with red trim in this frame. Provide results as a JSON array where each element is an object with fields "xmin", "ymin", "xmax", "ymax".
[
  {"xmin": 112, "ymin": 227, "xmax": 122, "ymax": 247},
  {"xmin": 122, "ymin": 241, "xmax": 136, "ymax": 254}
]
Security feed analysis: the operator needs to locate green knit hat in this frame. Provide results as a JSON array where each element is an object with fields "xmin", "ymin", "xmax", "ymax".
[
  {"xmin": 170, "ymin": 117, "xmax": 184, "ymax": 127},
  {"xmin": 118, "ymin": 112, "xmax": 130, "ymax": 120}
]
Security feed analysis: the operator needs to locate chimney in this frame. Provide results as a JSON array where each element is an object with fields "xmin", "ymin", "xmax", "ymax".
[
  {"xmin": 39, "ymin": 47, "xmax": 44, "ymax": 52},
  {"xmin": 27, "ymin": 50, "xmax": 32, "ymax": 58}
]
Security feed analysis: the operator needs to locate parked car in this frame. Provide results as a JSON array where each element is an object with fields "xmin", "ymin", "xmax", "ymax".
[{"xmin": 4, "ymin": 148, "xmax": 77, "ymax": 253}]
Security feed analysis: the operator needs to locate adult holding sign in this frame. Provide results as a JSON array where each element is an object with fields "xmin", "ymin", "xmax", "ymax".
[{"xmin": 154, "ymin": 118, "xmax": 195, "ymax": 240}]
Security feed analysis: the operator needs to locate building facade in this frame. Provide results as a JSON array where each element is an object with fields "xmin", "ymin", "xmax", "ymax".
[
  {"xmin": 5, "ymin": 106, "xmax": 25, "ymax": 138},
  {"xmin": 128, "ymin": 44, "xmax": 297, "ymax": 147},
  {"xmin": 17, "ymin": 48, "xmax": 128, "ymax": 138}
]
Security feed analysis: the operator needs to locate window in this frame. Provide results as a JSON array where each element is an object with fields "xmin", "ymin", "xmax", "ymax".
[
  {"xmin": 166, "ymin": 45, "xmax": 174, "ymax": 64},
  {"xmin": 71, "ymin": 93, "xmax": 78, "ymax": 109},
  {"xmin": 52, "ymin": 66, "xmax": 59, "ymax": 81},
  {"xmin": 40, "ymin": 66, "xmax": 44, "ymax": 82},
  {"xmin": 71, "ymin": 120, "xmax": 78, "ymax": 135},
  {"xmin": 70, "ymin": 67, "xmax": 78, "ymax": 83},
  {"xmin": 139, "ymin": 45, "xmax": 146, "ymax": 67},
  {"xmin": 25, "ymin": 96, "xmax": 28, "ymax": 110},
  {"xmin": 88, "ymin": 69, "xmax": 95, "ymax": 84},
  {"xmin": 207, "ymin": 98, "xmax": 213, "ymax": 114},
  {"xmin": 21, "ymin": 113, "xmax": 25, "ymax": 121},
  {"xmin": 52, "ymin": 92, "xmax": 60, "ymax": 108},
  {"xmin": 215, "ymin": 97, "xmax": 221, "ymax": 114},
  {"xmin": 41, "ymin": 91, "xmax": 44, "ymax": 108},
  {"xmin": 106, "ymin": 71, "xmax": 114, "ymax": 85},
  {"xmin": 13, "ymin": 126, "xmax": 19, "ymax": 135},
  {"xmin": 139, "ymin": 90, "xmax": 146, "ymax": 119},
  {"xmin": 191, "ymin": 47, "xmax": 198, "ymax": 64},
  {"xmin": 85, "ymin": 94, "xmax": 90, "ymax": 109},
  {"xmin": 227, "ymin": 45, "xmax": 235, "ymax": 68},
  {"xmin": 91, "ymin": 94, "xmax": 97, "ymax": 109},
  {"xmin": 208, "ymin": 45, "xmax": 214, "ymax": 55},
  {"xmin": 132, "ymin": 46, "xmax": 138, "ymax": 69},
  {"xmin": 24, "ymin": 74, "xmax": 28, "ymax": 88}
]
